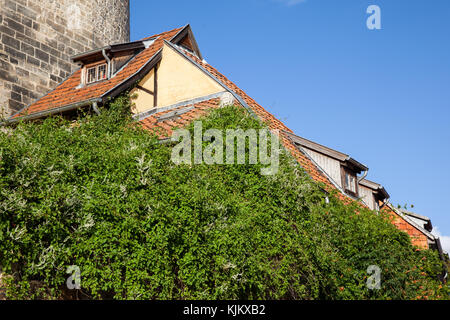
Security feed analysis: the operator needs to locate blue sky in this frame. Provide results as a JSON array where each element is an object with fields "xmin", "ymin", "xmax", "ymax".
[{"xmin": 130, "ymin": 0, "xmax": 450, "ymax": 250}]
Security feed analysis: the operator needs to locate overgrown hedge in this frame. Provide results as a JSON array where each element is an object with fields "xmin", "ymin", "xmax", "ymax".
[{"xmin": 0, "ymin": 96, "xmax": 448, "ymax": 299}]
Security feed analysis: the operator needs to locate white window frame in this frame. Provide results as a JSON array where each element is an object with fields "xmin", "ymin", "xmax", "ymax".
[
  {"xmin": 344, "ymin": 171, "xmax": 357, "ymax": 194},
  {"xmin": 85, "ymin": 63, "xmax": 108, "ymax": 84}
]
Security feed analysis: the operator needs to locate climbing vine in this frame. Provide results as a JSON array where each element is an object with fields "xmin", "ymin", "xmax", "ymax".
[{"xmin": 0, "ymin": 95, "xmax": 447, "ymax": 300}]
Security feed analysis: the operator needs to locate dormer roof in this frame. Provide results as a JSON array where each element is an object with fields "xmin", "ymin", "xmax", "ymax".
[
  {"xmin": 398, "ymin": 209, "xmax": 433, "ymax": 232},
  {"xmin": 359, "ymin": 178, "xmax": 390, "ymax": 200},
  {"xmin": 284, "ymin": 131, "xmax": 368, "ymax": 174},
  {"xmin": 71, "ymin": 40, "xmax": 146, "ymax": 65},
  {"xmin": 7, "ymin": 25, "xmax": 202, "ymax": 122}
]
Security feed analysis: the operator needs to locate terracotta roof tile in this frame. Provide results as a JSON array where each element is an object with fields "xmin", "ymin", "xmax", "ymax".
[
  {"xmin": 174, "ymin": 48, "xmax": 338, "ymax": 191},
  {"xmin": 139, "ymin": 98, "xmax": 223, "ymax": 139},
  {"xmin": 14, "ymin": 26, "xmax": 431, "ymax": 249},
  {"xmin": 13, "ymin": 27, "xmax": 184, "ymax": 118},
  {"xmin": 141, "ymin": 47, "xmax": 431, "ymax": 249}
]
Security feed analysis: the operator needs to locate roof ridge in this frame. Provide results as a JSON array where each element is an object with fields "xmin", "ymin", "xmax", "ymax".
[{"xmin": 140, "ymin": 26, "xmax": 185, "ymax": 41}]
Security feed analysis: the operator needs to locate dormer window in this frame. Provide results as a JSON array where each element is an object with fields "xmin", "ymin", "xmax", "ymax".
[
  {"xmin": 343, "ymin": 169, "xmax": 358, "ymax": 196},
  {"xmin": 86, "ymin": 64, "xmax": 108, "ymax": 84},
  {"xmin": 374, "ymin": 200, "xmax": 380, "ymax": 211},
  {"xmin": 98, "ymin": 64, "xmax": 107, "ymax": 80}
]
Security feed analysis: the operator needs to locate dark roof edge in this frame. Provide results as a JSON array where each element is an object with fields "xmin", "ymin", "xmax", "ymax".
[
  {"xmin": 170, "ymin": 24, "xmax": 203, "ymax": 60},
  {"xmin": 399, "ymin": 209, "xmax": 431, "ymax": 223},
  {"xmin": 100, "ymin": 26, "xmax": 194, "ymax": 100},
  {"xmin": 1, "ymin": 98, "xmax": 102, "ymax": 126},
  {"xmin": 359, "ymin": 178, "xmax": 381, "ymax": 189},
  {"xmin": 284, "ymin": 131, "xmax": 349, "ymax": 161},
  {"xmin": 71, "ymin": 45, "xmax": 111, "ymax": 62},
  {"xmin": 389, "ymin": 203, "xmax": 436, "ymax": 241},
  {"xmin": 284, "ymin": 131, "xmax": 368, "ymax": 172},
  {"xmin": 163, "ymin": 40, "xmax": 258, "ymax": 119},
  {"xmin": 284, "ymin": 131, "xmax": 354, "ymax": 197},
  {"xmin": 347, "ymin": 157, "xmax": 369, "ymax": 172},
  {"xmin": 101, "ymin": 49, "xmax": 162, "ymax": 101},
  {"xmin": 71, "ymin": 40, "xmax": 146, "ymax": 63},
  {"xmin": 359, "ymin": 179, "xmax": 390, "ymax": 200}
]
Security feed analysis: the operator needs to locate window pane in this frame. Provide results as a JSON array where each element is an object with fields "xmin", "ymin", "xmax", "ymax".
[
  {"xmin": 345, "ymin": 172, "xmax": 356, "ymax": 193},
  {"xmin": 98, "ymin": 64, "xmax": 107, "ymax": 80},
  {"xmin": 87, "ymin": 67, "xmax": 96, "ymax": 83}
]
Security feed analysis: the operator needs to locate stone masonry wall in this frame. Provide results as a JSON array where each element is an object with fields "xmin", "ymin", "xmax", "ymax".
[{"xmin": 0, "ymin": 0, "xmax": 130, "ymax": 117}]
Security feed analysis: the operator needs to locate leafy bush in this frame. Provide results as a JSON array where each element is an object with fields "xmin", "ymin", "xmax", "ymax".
[{"xmin": 0, "ymin": 96, "xmax": 447, "ymax": 300}]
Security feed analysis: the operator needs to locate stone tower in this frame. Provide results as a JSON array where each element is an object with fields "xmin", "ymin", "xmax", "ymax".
[{"xmin": 0, "ymin": 0, "xmax": 130, "ymax": 117}]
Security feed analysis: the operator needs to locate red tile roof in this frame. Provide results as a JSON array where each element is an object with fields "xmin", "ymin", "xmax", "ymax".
[
  {"xmin": 138, "ymin": 45, "xmax": 433, "ymax": 249},
  {"xmin": 384, "ymin": 206, "xmax": 430, "ymax": 249},
  {"xmin": 139, "ymin": 98, "xmax": 223, "ymax": 139},
  {"xmin": 11, "ymin": 26, "xmax": 432, "ymax": 249},
  {"xmin": 12, "ymin": 27, "xmax": 184, "ymax": 118},
  {"xmin": 168, "ymin": 45, "xmax": 337, "ymax": 189}
]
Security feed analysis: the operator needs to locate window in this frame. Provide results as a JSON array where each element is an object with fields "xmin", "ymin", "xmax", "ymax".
[
  {"xmin": 343, "ymin": 170, "xmax": 357, "ymax": 195},
  {"xmin": 86, "ymin": 67, "xmax": 97, "ymax": 84},
  {"xmin": 98, "ymin": 64, "xmax": 107, "ymax": 80},
  {"xmin": 374, "ymin": 200, "xmax": 380, "ymax": 211},
  {"xmin": 86, "ymin": 64, "xmax": 108, "ymax": 84}
]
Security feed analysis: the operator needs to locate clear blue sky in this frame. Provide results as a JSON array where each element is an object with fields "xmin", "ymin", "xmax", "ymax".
[{"xmin": 130, "ymin": 0, "xmax": 450, "ymax": 244}]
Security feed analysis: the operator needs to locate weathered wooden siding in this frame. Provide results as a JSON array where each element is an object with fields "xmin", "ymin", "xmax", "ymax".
[
  {"xmin": 303, "ymin": 148, "xmax": 342, "ymax": 188},
  {"xmin": 359, "ymin": 185, "xmax": 375, "ymax": 210}
]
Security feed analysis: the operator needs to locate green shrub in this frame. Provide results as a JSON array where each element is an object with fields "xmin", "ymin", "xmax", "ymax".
[{"xmin": 0, "ymin": 96, "xmax": 447, "ymax": 300}]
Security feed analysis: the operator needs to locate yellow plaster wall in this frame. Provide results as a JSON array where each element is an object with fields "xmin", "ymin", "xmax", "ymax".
[
  {"xmin": 131, "ymin": 43, "xmax": 223, "ymax": 114},
  {"xmin": 130, "ymin": 69, "xmax": 155, "ymax": 114}
]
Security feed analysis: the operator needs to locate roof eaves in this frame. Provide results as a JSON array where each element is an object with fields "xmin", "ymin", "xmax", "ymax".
[
  {"xmin": 7, "ymin": 67, "xmax": 82, "ymax": 121},
  {"xmin": 1, "ymin": 98, "xmax": 102, "ymax": 126},
  {"xmin": 281, "ymin": 132, "xmax": 368, "ymax": 173},
  {"xmin": 283, "ymin": 131, "xmax": 349, "ymax": 162},
  {"xmin": 378, "ymin": 186, "xmax": 390, "ymax": 200},
  {"xmin": 359, "ymin": 179, "xmax": 380, "ymax": 189},
  {"xmin": 399, "ymin": 209, "xmax": 431, "ymax": 223},
  {"xmin": 71, "ymin": 41, "xmax": 146, "ymax": 63},
  {"xmin": 71, "ymin": 45, "xmax": 111, "ymax": 63},
  {"xmin": 347, "ymin": 157, "xmax": 369, "ymax": 173},
  {"xmin": 359, "ymin": 179, "xmax": 389, "ymax": 200},
  {"xmin": 283, "ymin": 130, "xmax": 355, "ymax": 198},
  {"xmin": 389, "ymin": 204, "xmax": 436, "ymax": 241},
  {"xmin": 109, "ymin": 40, "xmax": 145, "ymax": 53}
]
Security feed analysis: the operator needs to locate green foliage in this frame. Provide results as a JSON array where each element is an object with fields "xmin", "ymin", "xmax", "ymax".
[{"xmin": 0, "ymin": 96, "xmax": 447, "ymax": 300}]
